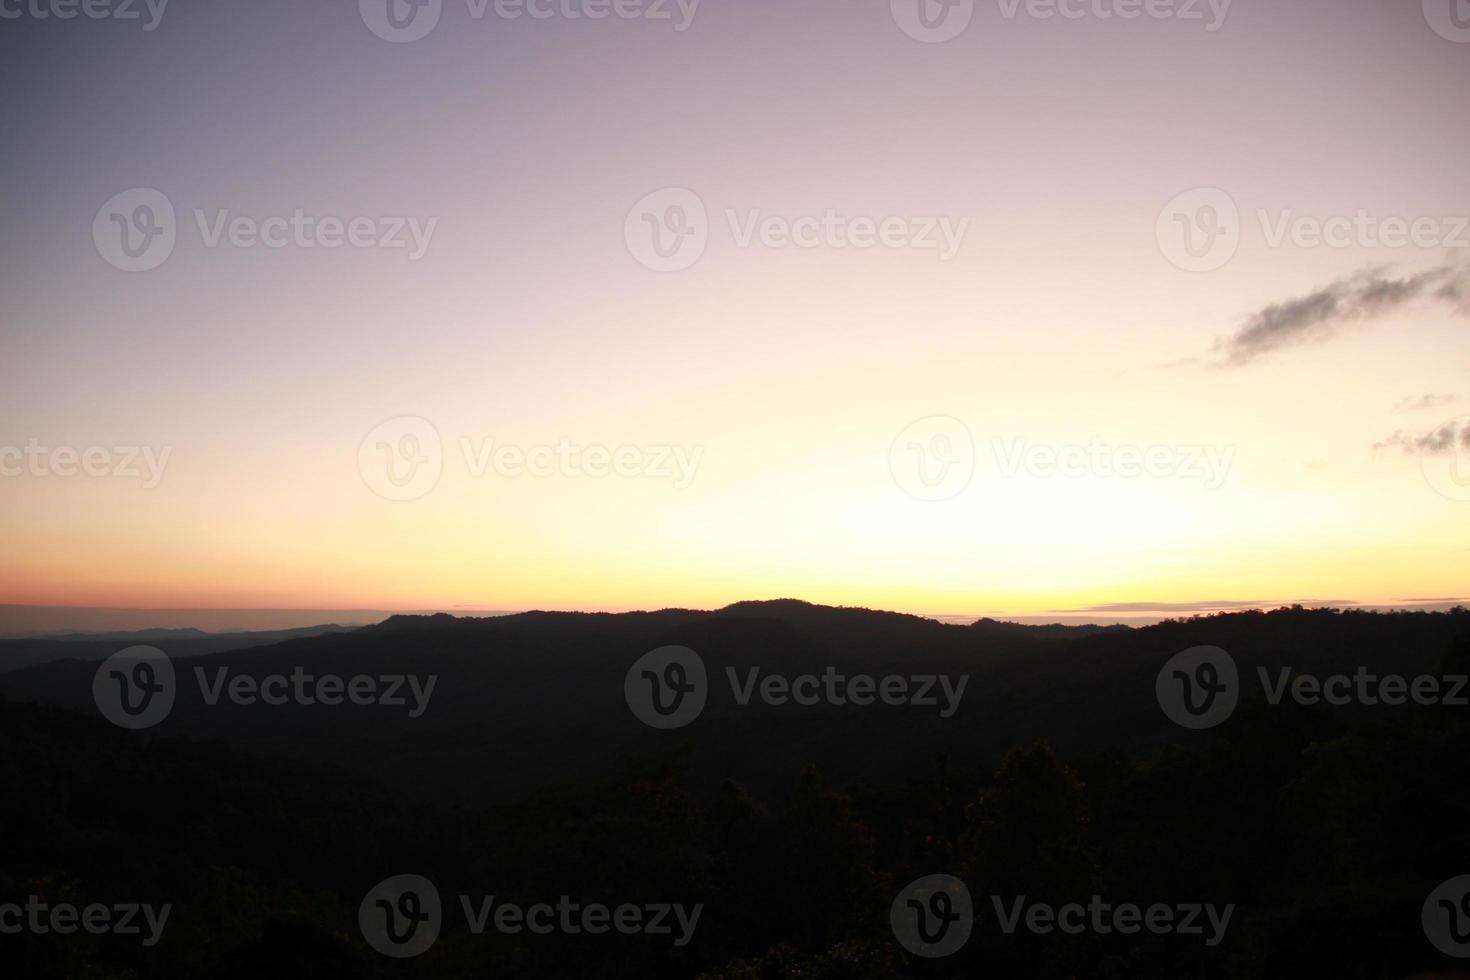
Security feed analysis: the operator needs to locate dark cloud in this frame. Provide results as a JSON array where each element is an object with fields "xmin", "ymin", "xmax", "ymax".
[
  {"xmin": 1217, "ymin": 263, "xmax": 1469, "ymax": 366},
  {"xmin": 1374, "ymin": 419, "xmax": 1470, "ymax": 455},
  {"xmin": 1440, "ymin": 272, "xmax": 1470, "ymax": 311}
]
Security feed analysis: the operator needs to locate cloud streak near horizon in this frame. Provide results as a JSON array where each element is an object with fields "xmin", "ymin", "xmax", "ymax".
[
  {"xmin": 1053, "ymin": 599, "xmax": 1358, "ymax": 613},
  {"xmin": 1216, "ymin": 263, "xmax": 1470, "ymax": 366},
  {"xmin": 1374, "ymin": 418, "xmax": 1470, "ymax": 456},
  {"xmin": 1395, "ymin": 393, "xmax": 1458, "ymax": 411}
]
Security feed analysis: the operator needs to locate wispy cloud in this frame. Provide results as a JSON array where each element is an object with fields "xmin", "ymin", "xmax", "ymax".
[
  {"xmin": 1394, "ymin": 393, "xmax": 1458, "ymax": 411},
  {"xmin": 1053, "ymin": 599, "xmax": 1357, "ymax": 613},
  {"xmin": 1374, "ymin": 418, "xmax": 1470, "ymax": 455},
  {"xmin": 1216, "ymin": 263, "xmax": 1470, "ymax": 366}
]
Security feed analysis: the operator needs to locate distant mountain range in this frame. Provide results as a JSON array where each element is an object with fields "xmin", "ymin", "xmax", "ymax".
[
  {"xmin": 0, "ymin": 624, "xmax": 357, "ymax": 671},
  {"xmin": 2, "ymin": 599, "xmax": 1464, "ymax": 807}
]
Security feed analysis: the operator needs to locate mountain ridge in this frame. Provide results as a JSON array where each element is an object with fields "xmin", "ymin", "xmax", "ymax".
[{"xmin": 2, "ymin": 600, "xmax": 1465, "ymax": 808}]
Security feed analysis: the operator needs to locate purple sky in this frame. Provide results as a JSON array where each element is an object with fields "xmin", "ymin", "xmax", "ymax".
[{"xmin": 2, "ymin": 0, "xmax": 1468, "ymax": 624}]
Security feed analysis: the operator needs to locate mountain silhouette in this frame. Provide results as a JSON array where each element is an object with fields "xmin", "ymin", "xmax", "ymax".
[
  {"xmin": 0, "ymin": 624, "xmax": 357, "ymax": 672},
  {"xmin": 2, "ymin": 600, "xmax": 1468, "ymax": 978},
  {"xmin": 3, "ymin": 601, "xmax": 1466, "ymax": 806}
]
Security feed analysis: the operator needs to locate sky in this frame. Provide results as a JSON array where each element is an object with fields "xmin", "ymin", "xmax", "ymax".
[{"xmin": 1, "ymin": 0, "xmax": 1468, "ymax": 627}]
